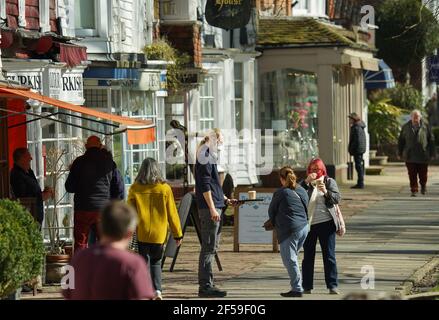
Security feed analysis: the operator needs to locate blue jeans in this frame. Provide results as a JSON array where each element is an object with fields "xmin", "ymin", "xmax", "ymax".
[
  {"xmin": 302, "ymin": 220, "xmax": 338, "ymax": 290},
  {"xmin": 198, "ymin": 208, "xmax": 221, "ymax": 289},
  {"xmin": 279, "ymin": 225, "xmax": 309, "ymax": 293}
]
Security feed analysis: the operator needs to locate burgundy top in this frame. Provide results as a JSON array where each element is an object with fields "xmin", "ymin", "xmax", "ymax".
[{"xmin": 63, "ymin": 244, "xmax": 155, "ymax": 300}]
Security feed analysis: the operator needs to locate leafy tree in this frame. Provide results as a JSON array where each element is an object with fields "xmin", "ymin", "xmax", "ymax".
[
  {"xmin": 368, "ymin": 98, "xmax": 403, "ymax": 147},
  {"xmin": 376, "ymin": 0, "xmax": 439, "ymax": 81}
]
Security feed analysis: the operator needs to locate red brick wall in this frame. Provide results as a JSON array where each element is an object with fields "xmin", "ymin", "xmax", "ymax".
[
  {"xmin": 160, "ymin": 24, "xmax": 202, "ymax": 68},
  {"xmin": 25, "ymin": 0, "xmax": 40, "ymax": 30},
  {"xmin": 49, "ymin": 0, "xmax": 58, "ymax": 33},
  {"xmin": 6, "ymin": 0, "xmax": 19, "ymax": 29}
]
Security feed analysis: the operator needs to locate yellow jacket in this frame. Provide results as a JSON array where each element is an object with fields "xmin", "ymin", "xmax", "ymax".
[{"xmin": 127, "ymin": 182, "xmax": 183, "ymax": 244}]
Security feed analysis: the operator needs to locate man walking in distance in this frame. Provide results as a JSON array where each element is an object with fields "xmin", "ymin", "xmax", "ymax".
[
  {"xmin": 63, "ymin": 202, "xmax": 155, "ymax": 300},
  {"xmin": 348, "ymin": 112, "xmax": 367, "ymax": 189},
  {"xmin": 195, "ymin": 129, "xmax": 239, "ymax": 298},
  {"xmin": 65, "ymin": 136, "xmax": 125, "ymax": 253},
  {"xmin": 398, "ymin": 110, "xmax": 435, "ymax": 197}
]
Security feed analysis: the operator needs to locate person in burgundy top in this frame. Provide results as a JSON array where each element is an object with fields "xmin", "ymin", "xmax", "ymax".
[{"xmin": 63, "ymin": 202, "xmax": 155, "ymax": 300}]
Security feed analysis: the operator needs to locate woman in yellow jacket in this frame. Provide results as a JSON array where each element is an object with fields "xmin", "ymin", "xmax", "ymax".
[{"xmin": 128, "ymin": 158, "xmax": 183, "ymax": 300}]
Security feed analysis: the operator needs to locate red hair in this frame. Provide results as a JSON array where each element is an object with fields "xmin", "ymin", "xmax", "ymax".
[{"xmin": 307, "ymin": 158, "xmax": 327, "ymax": 179}]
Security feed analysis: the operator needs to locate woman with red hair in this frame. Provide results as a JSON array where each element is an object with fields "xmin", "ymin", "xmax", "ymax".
[{"xmin": 300, "ymin": 158, "xmax": 345, "ymax": 295}]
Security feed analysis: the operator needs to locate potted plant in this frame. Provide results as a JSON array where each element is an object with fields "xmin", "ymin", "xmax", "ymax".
[
  {"xmin": 0, "ymin": 199, "xmax": 45, "ymax": 299},
  {"xmin": 44, "ymin": 147, "xmax": 74, "ymax": 284}
]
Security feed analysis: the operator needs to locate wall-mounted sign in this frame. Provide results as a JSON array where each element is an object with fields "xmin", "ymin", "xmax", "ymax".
[
  {"xmin": 7, "ymin": 72, "xmax": 42, "ymax": 92},
  {"xmin": 138, "ymin": 71, "xmax": 161, "ymax": 91},
  {"xmin": 44, "ymin": 68, "xmax": 62, "ymax": 99},
  {"xmin": 60, "ymin": 70, "xmax": 84, "ymax": 104},
  {"xmin": 205, "ymin": 0, "xmax": 252, "ymax": 30}
]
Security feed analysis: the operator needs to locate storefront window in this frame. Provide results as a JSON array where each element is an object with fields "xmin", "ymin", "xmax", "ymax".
[
  {"xmin": 200, "ymin": 76, "xmax": 215, "ymax": 130},
  {"xmin": 260, "ymin": 69, "xmax": 318, "ymax": 169},
  {"xmin": 234, "ymin": 63, "xmax": 244, "ymax": 132}
]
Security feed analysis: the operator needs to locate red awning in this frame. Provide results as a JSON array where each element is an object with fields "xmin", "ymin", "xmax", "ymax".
[
  {"xmin": 0, "ymin": 84, "xmax": 155, "ymax": 145},
  {"xmin": 58, "ymin": 43, "xmax": 88, "ymax": 68}
]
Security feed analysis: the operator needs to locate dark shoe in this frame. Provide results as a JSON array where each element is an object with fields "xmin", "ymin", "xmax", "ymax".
[
  {"xmin": 411, "ymin": 192, "xmax": 417, "ymax": 197},
  {"xmin": 329, "ymin": 288, "xmax": 341, "ymax": 295},
  {"xmin": 198, "ymin": 286, "xmax": 227, "ymax": 298},
  {"xmin": 351, "ymin": 185, "xmax": 364, "ymax": 189},
  {"xmin": 280, "ymin": 290, "xmax": 303, "ymax": 298},
  {"xmin": 421, "ymin": 187, "xmax": 426, "ymax": 195},
  {"xmin": 303, "ymin": 289, "xmax": 312, "ymax": 294}
]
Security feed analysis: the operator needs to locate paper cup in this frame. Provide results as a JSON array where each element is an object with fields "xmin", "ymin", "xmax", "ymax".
[{"xmin": 248, "ymin": 191, "xmax": 256, "ymax": 200}]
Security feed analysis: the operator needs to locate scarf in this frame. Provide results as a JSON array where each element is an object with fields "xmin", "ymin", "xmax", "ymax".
[{"xmin": 307, "ymin": 176, "xmax": 325, "ymax": 227}]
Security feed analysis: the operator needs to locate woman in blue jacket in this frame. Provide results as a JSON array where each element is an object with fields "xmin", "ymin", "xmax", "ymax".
[{"xmin": 267, "ymin": 166, "xmax": 309, "ymax": 298}]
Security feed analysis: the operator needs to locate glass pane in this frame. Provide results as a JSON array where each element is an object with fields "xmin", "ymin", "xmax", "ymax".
[
  {"xmin": 259, "ymin": 69, "xmax": 318, "ymax": 168},
  {"xmin": 234, "ymin": 63, "xmax": 243, "ymax": 80},
  {"xmin": 75, "ymin": 0, "xmax": 95, "ymax": 29},
  {"xmin": 235, "ymin": 100, "xmax": 243, "ymax": 132},
  {"xmin": 235, "ymin": 80, "xmax": 243, "ymax": 99}
]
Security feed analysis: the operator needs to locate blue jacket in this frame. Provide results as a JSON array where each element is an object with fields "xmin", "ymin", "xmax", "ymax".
[
  {"xmin": 268, "ymin": 186, "xmax": 309, "ymax": 243},
  {"xmin": 194, "ymin": 149, "xmax": 225, "ymax": 210}
]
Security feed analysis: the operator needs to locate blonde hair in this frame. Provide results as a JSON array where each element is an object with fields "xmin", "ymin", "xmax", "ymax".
[
  {"xmin": 279, "ymin": 166, "xmax": 297, "ymax": 190},
  {"xmin": 196, "ymin": 128, "xmax": 222, "ymax": 160}
]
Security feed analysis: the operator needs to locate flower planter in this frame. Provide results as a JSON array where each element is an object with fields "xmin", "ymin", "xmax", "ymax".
[{"xmin": 45, "ymin": 254, "xmax": 70, "ymax": 284}]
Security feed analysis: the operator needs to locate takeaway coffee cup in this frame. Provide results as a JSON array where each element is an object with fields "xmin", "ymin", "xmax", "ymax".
[{"xmin": 248, "ymin": 191, "xmax": 256, "ymax": 200}]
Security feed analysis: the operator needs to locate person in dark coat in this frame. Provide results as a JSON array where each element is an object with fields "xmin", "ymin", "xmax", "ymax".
[
  {"xmin": 65, "ymin": 136, "xmax": 125, "ymax": 253},
  {"xmin": 348, "ymin": 112, "xmax": 367, "ymax": 189},
  {"xmin": 398, "ymin": 110, "xmax": 435, "ymax": 197},
  {"xmin": 10, "ymin": 147, "xmax": 53, "ymax": 224},
  {"xmin": 267, "ymin": 166, "xmax": 309, "ymax": 298}
]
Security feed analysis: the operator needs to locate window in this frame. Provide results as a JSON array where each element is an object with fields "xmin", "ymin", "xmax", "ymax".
[
  {"xmin": 260, "ymin": 69, "xmax": 319, "ymax": 168},
  {"xmin": 293, "ymin": 0, "xmax": 326, "ymax": 17},
  {"xmin": 234, "ymin": 63, "xmax": 244, "ymax": 132},
  {"xmin": 75, "ymin": 0, "xmax": 97, "ymax": 36},
  {"xmin": 199, "ymin": 76, "xmax": 215, "ymax": 130}
]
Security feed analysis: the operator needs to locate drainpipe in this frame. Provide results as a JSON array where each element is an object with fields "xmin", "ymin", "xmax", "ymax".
[{"xmin": 0, "ymin": 32, "xmax": 4, "ymax": 80}]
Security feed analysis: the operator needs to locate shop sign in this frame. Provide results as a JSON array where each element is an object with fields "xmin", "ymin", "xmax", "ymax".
[
  {"xmin": 44, "ymin": 68, "xmax": 62, "ymax": 99},
  {"xmin": 205, "ymin": 0, "xmax": 252, "ymax": 30},
  {"xmin": 6, "ymin": 72, "xmax": 42, "ymax": 92},
  {"xmin": 138, "ymin": 71, "xmax": 161, "ymax": 91},
  {"xmin": 60, "ymin": 71, "xmax": 84, "ymax": 103}
]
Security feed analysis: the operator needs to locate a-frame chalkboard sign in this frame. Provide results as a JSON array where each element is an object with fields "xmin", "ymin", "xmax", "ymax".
[{"xmin": 162, "ymin": 192, "xmax": 223, "ymax": 272}]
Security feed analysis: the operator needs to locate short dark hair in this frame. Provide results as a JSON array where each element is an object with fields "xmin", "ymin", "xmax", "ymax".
[
  {"xmin": 13, "ymin": 148, "xmax": 29, "ymax": 163},
  {"xmin": 100, "ymin": 202, "xmax": 137, "ymax": 240}
]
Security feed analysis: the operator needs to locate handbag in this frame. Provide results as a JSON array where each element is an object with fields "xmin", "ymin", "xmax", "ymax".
[{"xmin": 335, "ymin": 204, "xmax": 346, "ymax": 237}]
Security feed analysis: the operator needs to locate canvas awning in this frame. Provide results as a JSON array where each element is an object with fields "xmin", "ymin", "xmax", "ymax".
[
  {"xmin": 363, "ymin": 60, "xmax": 395, "ymax": 90},
  {"xmin": 0, "ymin": 83, "xmax": 155, "ymax": 145}
]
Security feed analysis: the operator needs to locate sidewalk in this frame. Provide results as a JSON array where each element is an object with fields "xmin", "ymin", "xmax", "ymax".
[{"xmin": 22, "ymin": 163, "xmax": 439, "ymax": 300}]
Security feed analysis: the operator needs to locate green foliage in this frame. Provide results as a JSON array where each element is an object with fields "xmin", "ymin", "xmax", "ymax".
[
  {"xmin": 376, "ymin": 0, "xmax": 439, "ymax": 76},
  {"xmin": 369, "ymin": 84, "xmax": 423, "ymax": 111},
  {"xmin": 0, "ymin": 199, "xmax": 45, "ymax": 298},
  {"xmin": 368, "ymin": 98, "xmax": 403, "ymax": 146},
  {"xmin": 143, "ymin": 38, "xmax": 191, "ymax": 93}
]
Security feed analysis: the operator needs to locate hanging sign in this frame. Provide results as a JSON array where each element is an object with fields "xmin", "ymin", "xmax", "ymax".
[{"xmin": 205, "ymin": 0, "xmax": 252, "ymax": 30}]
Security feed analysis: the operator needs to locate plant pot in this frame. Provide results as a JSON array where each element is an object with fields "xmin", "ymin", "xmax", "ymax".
[{"xmin": 45, "ymin": 254, "xmax": 70, "ymax": 284}]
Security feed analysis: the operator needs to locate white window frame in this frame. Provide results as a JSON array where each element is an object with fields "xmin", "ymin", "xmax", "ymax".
[
  {"xmin": 39, "ymin": 0, "xmax": 51, "ymax": 33},
  {"xmin": 74, "ymin": 0, "xmax": 108, "ymax": 37},
  {"xmin": 234, "ymin": 62, "xmax": 244, "ymax": 132},
  {"xmin": 199, "ymin": 76, "xmax": 216, "ymax": 131},
  {"xmin": 293, "ymin": 0, "xmax": 326, "ymax": 17}
]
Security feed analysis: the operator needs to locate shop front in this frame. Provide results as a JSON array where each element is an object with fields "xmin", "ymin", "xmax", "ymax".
[
  {"xmin": 82, "ymin": 66, "xmax": 167, "ymax": 189},
  {"xmin": 256, "ymin": 17, "xmax": 379, "ymax": 183}
]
